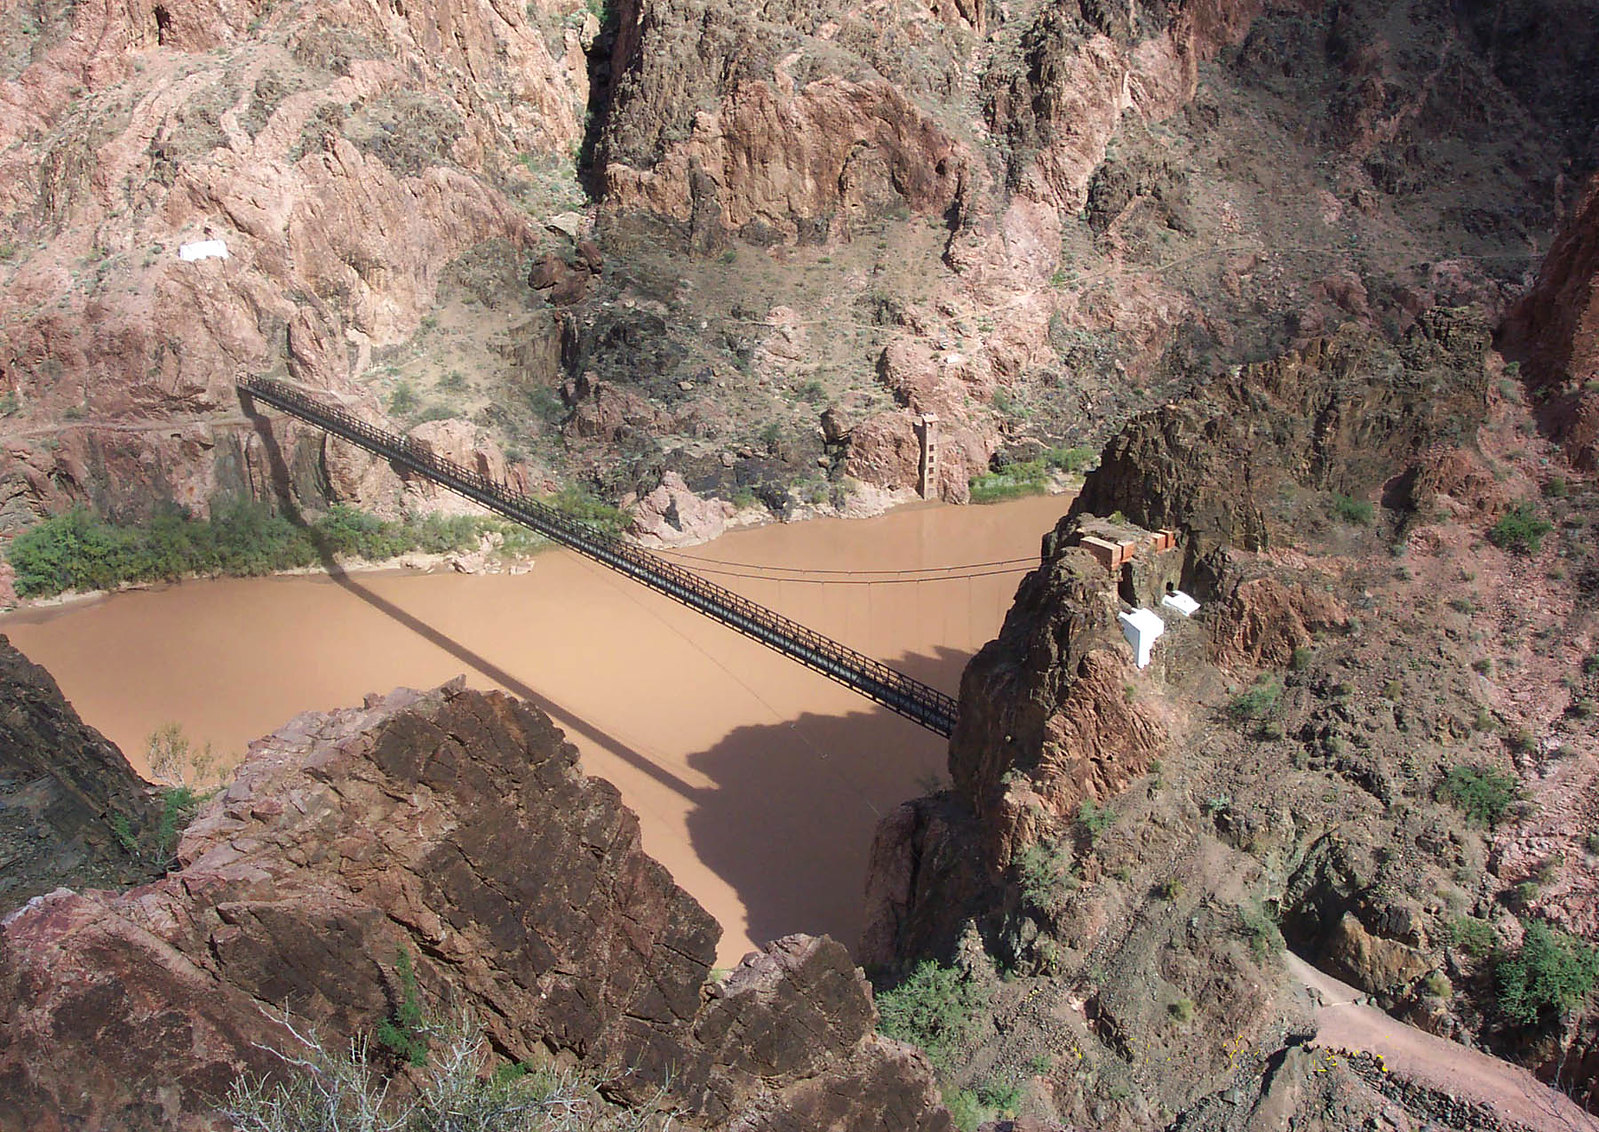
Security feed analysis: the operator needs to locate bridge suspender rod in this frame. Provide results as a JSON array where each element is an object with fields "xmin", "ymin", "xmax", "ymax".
[{"xmin": 237, "ymin": 377, "xmax": 960, "ymax": 738}]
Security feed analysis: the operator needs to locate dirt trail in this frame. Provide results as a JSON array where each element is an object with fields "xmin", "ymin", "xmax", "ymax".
[{"xmin": 1287, "ymin": 953, "xmax": 1598, "ymax": 1131}]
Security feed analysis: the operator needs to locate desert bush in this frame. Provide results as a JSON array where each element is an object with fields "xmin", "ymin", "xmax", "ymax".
[
  {"xmin": 1495, "ymin": 921, "xmax": 1599, "ymax": 1026},
  {"xmin": 1449, "ymin": 916, "xmax": 1497, "ymax": 958},
  {"xmin": 1239, "ymin": 902, "xmax": 1284, "ymax": 957},
  {"xmin": 875, "ymin": 960, "xmax": 986, "ymax": 1069},
  {"xmin": 1330, "ymin": 494, "xmax": 1374, "ymax": 525},
  {"xmin": 1077, "ymin": 799, "xmax": 1116, "ymax": 844},
  {"xmin": 375, "ymin": 950, "xmax": 429, "ymax": 1067},
  {"xmin": 147, "ymin": 722, "xmax": 225, "ymax": 788},
  {"xmin": 1168, "ymin": 997, "xmax": 1195, "ymax": 1023},
  {"xmin": 1439, "ymin": 764, "xmax": 1521, "ymax": 828},
  {"xmin": 1489, "ymin": 504, "xmax": 1553, "ymax": 555},
  {"xmin": 1014, "ymin": 839, "xmax": 1075, "ymax": 913},
  {"xmin": 1229, "ymin": 677, "xmax": 1282, "ymax": 721},
  {"xmin": 222, "ymin": 1008, "xmax": 675, "ymax": 1132}
]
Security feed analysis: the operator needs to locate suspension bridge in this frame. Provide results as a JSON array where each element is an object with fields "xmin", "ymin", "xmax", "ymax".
[{"xmin": 237, "ymin": 376, "xmax": 962, "ymax": 737}]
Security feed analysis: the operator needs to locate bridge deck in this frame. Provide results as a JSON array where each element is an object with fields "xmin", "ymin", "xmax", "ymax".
[{"xmin": 237, "ymin": 376, "xmax": 960, "ymax": 738}]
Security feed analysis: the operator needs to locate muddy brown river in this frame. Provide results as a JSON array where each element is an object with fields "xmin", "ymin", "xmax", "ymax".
[{"xmin": 2, "ymin": 493, "xmax": 1070, "ymax": 964}]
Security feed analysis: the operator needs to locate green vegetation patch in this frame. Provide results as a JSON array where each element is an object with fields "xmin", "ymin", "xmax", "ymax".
[
  {"xmin": 1495, "ymin": 921, "xmax": 1599, "ymax": 1026},
  {"xmin": 1488, "ymin": 504, "xmax": 1553, "ymax": 555},
  {"xmin": 1438, "ymin": 763, "xmax": 1521, "ymax": 828},
  {"xmin": 876, "ymin": 959, "xmax": 987, "ymax": 1070},
  {"xmin": 1228, "ymin": 676, "xmax": 1282, "ymax": 721},
  {"xmin": 4, "ymin": 494, "xmax": 624, "ymax": 599},
  {"xmin": 968, "ymin": 446, "xmax": 1097, "ymax": 504},
  {"xmin": 1330, "ymin": 494, "xmax": 1374, "ymax": 525}
]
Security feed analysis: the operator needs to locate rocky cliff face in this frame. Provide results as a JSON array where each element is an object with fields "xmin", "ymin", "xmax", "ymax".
[
  {"xmin": 0, "ymin": 633, "xmax": 158, "ymax": 911},
  {"xmin": 0, "ymin": 680, "xmax": 950, "ymax": 1131},
  {"xmin": 1070, "ymin": 311, "xmax": 1492, "ymax": 589},
  {"xmin": 1505, "ymin": 172, "xmax": 1599, "ymax": 469},
  {"xmin": 861, "ymin": 307, "xmax": 1599, "ymax": 1124},
  {"xmin": 4, "ymin": 0, "xmax": 1593, "ymax": 533}
]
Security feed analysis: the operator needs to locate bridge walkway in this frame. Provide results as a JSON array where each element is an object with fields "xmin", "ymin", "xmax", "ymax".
[{"xmin": 237, "ymin": 376, "xmax": 960, "ymax": 738}]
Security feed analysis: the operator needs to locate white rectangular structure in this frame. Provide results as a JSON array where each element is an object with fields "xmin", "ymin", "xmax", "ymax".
[
  {"xmin": 1118, "ymin": 608, "xmax": 1166, "ymax": 669},
  {"xmin": 178, "ymin": 239, "xmax": 229, "ymax": 262},
  {"xmin": 1162, "ymin": 590, "xmax": 1200, "ymax": 617}
]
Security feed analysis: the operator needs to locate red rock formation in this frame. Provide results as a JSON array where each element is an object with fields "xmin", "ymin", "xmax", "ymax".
[
  {"xmin": 0, "ymin": 680, "xmax": 950, "ymax": 1130},
  {"xmin": 948, "ymin": 548, "xmax": 1169, "ymax": 872},
  {"xmin": 1505, "ymin": 173, "xmax": 1599, "ymax": 469},
  {"xmin": 0, "ymin": 0, "xmax": 583, "ymax": 522}
]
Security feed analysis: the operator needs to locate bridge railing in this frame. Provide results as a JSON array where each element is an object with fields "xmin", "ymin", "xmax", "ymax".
[{"xmin": 237, "ymin": 376, "xmax": 959, "ymax": 737}]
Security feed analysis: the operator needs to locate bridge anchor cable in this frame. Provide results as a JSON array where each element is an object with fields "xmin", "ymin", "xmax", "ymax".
[{"xmin": 237, "ymin": 377, "xmax": 960, "ymax": 738}]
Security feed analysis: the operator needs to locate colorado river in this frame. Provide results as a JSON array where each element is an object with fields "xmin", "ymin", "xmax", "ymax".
[{"xmin": 2, "ymin": 492, "xmax": 1070, "ymax": 964}]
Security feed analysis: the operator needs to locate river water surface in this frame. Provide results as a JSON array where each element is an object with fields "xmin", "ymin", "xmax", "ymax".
[{"xmin": 2, "ymin": 493, "xmax": 1070, "ymax": 964}]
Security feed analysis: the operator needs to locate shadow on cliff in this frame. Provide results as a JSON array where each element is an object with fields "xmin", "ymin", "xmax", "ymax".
[{"xmin": 679, "ymin": 643, "xmax": 970, "ymax": 955}]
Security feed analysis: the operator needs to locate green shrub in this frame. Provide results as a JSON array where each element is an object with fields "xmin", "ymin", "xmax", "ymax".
[
  {"xmin": 387, "ymin": 381, "xmax": 419, "ymax": 417},
  {"xmin": 1290, "ymin": 645, "xmax": 1314, "ymax": 671},
  {"xmin": 1450, "ymin": 916, "xmax": 1497, "ymax": 958},
  {"xmin": 1489, "ymin": 504, "xmax": 1553, "ymax": 555},
  {"xmin": 1014, "ymin": 839, "xmax": 1075, "ymax": 912},
  {"xmin": 1330, "ymin": 494, "xmax": 1375, "ymax": 525},
  {"xmin": 375, "ymin": 949, "xmax": 429, "ymax": 1067},
  {"xmin": 1229, "ymin": 677, "xmax": 1282, "ymax": 721},
  {"xmin": 1077, "ymin": 799, "xmax": 1116, "ymax": 844},
  {"xmin": 876, "ymin": 960, "xmax": 986, "ymax": 1069},
  {"xmin": 1544, "ymin": 476, "xmax": 1569, "ymax": 499},
  {"xmin": 1439, "ymin": 764, "xmax": 1521, "ymax": 828},
  {"xmin": 156, "ymin": 786, "xmax": 203, "ymax": 860},
  {"xmin": 942, "ymin": 1087, "xmax": 983, "ymax": 1132},
  {"xmin": 1168, "ymin": 997, "xmax": 1195, "ymax": 1023},
  {"xmin": 1495, "ymin": 921, "xmax": 1599, "ymax": 1026},
  {"xmin": 1240, "ymin": 902, "xmax": 1285, "ymax": 957},
  {"xmin": 975, "ymin": 1077, "xmax": 1022, "ymax": 1114},
  {"xmin": 1158, "ymin": 877, "xmax": 1184, "ymax": 901}
]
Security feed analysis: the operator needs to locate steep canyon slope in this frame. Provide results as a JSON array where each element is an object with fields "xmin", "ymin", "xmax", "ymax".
[
  {"xmin": 860, "ymin": 303, "xmax": 1599, "ymax": 1126},
  {"xmin": 1, "ymin": 0, "xmax": 1596, "ymax": 550}
]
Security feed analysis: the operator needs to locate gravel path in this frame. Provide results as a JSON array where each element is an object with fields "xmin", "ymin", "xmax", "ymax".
[{"xmin": 1287, "ymin": 953, "xmax": 1598, "ymax": 1131}]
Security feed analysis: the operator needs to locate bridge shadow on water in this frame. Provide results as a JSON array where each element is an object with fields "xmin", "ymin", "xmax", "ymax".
[
  {"xmin": 240, "ymin": 392, "xmax": 699, "ymax": 794},
  {"xmin": 243, "ymin": 392, "xmax": 981, "ymax": 957},
  {"xmin": 679, "ymin": 642, "xmax": 971, "ymax": 956}
]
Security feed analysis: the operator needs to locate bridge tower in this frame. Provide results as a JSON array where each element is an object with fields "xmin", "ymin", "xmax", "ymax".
[{"xmin": 917, "ymin": 414, "xmax": 939, "ymax": 500}]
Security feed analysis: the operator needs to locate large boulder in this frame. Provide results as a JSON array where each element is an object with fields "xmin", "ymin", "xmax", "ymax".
[{"xmin": 0, "ymin": 680, "xmax": 951, "ymax": 1131}]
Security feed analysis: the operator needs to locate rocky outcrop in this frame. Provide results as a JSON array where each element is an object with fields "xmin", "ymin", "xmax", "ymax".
[
  {"xmin": 1505, "ymin": 172, "xmax": 1599, "ymax": 469},
  {"xmin": 0, "ymin": 680, "xmax": 950, "ymax": 1131},
  {"xmin": 1069, "ymin": 313, "xmax": 1492, "ymax": 591},
  {"xmin": 629, "ymin": 470, "xmax": 736, "ymax": 547},
  {"xmin": 1210, "ymin": 572, "xmax": 1349, "ymax": 669},
  {"xmin": 0, "ymin": 0, "xmax": 583, "ymax": 522},
  {"xmin": 0, "ymin": 635, "xmax": 158, "ymax": 913},
  {"xmin": 947, "ymin": 548, "xmax": 1169, "ymax": 872}
]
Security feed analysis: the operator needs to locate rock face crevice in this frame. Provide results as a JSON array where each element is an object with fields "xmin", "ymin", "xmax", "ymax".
[{"xmin": 0, "ymin": 681, "xmax": 950, "ymax": 1131}]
